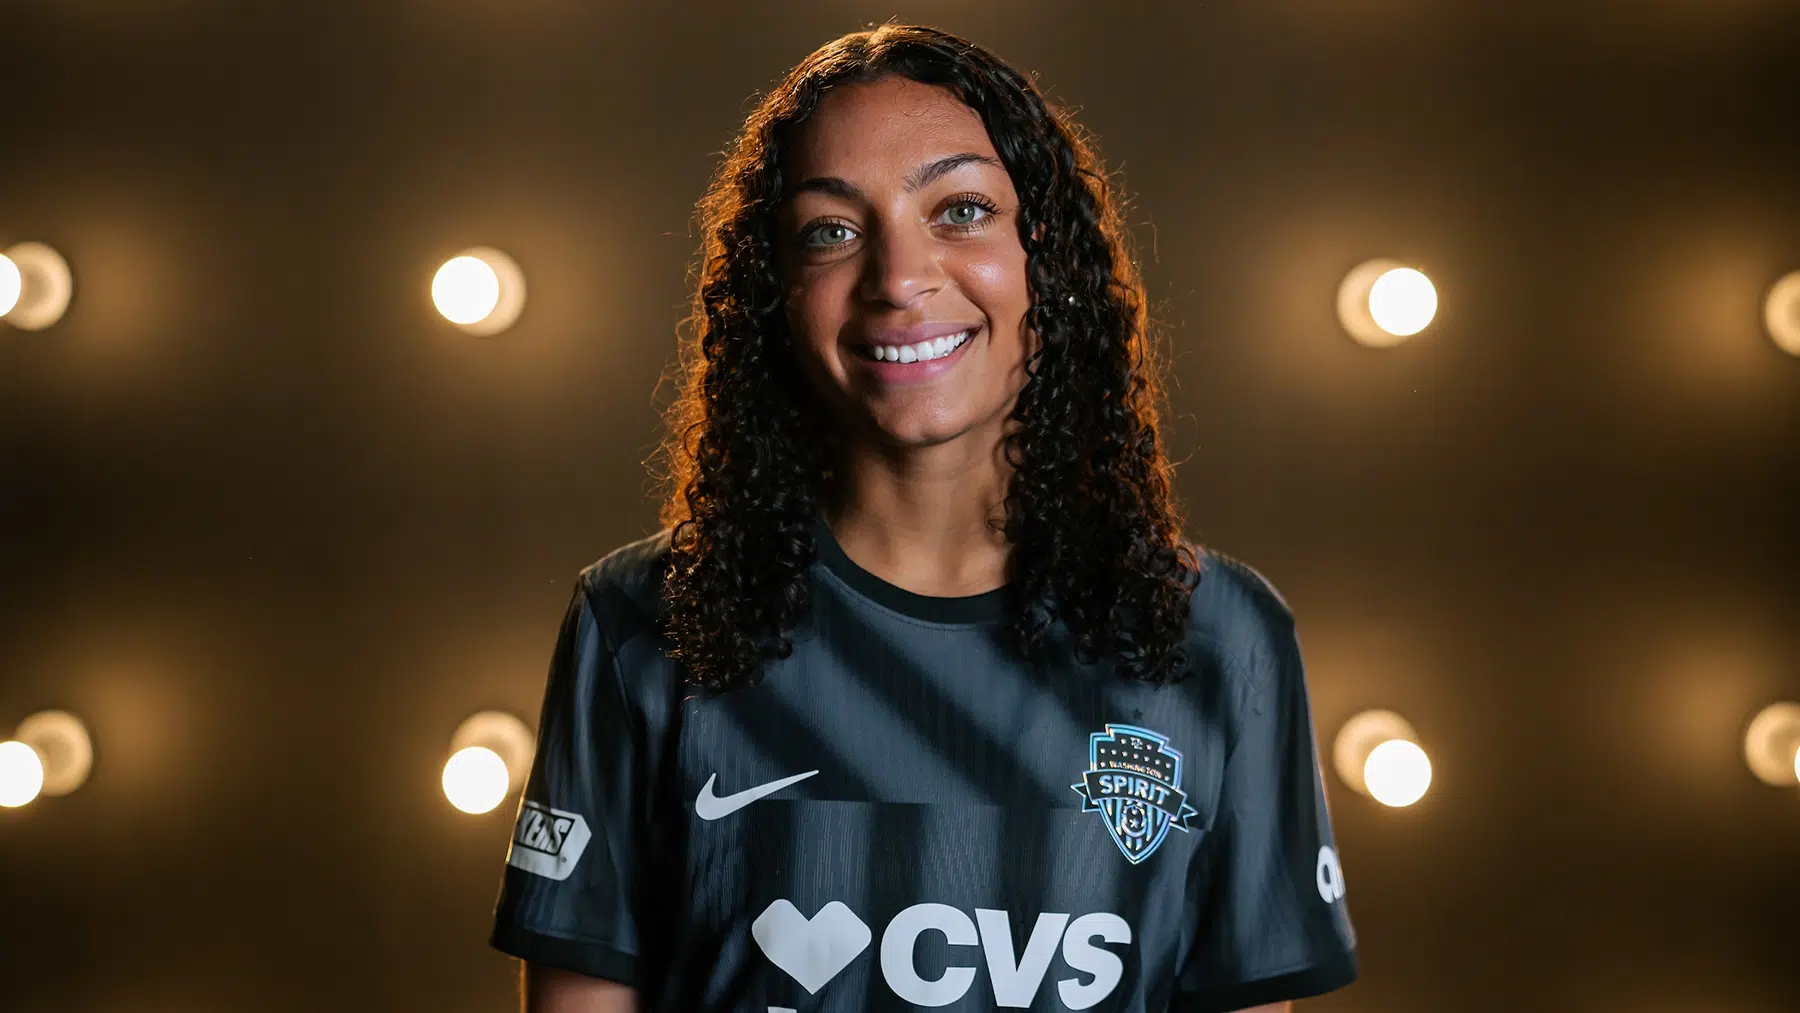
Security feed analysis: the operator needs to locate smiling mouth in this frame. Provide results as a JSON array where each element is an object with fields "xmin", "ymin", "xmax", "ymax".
[{"xmin": 855, "ymin": 327, "xmax": 977, "ymax": 362}]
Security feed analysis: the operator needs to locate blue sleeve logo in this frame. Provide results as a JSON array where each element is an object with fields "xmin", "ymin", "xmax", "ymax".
[{"xmin": 1072, "ymin": 724, "xmax": 1199, "ymax": 864}]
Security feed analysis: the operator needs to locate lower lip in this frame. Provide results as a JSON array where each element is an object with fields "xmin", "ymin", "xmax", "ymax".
[{"xmin": 850, "ymin": 328, "xmax": 979, "ymax": 388}]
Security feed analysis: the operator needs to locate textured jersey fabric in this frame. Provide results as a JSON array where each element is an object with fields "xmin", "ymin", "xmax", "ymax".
[{"xmin": 489, "ymin": 514, "xmax": 1358, "ymax": 1012}]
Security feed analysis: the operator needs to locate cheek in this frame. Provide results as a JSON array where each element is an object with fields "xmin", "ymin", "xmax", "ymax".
[
  {"xmin": 965, "ymin": 236, "xmax": 1030, "ymax": 294},
  {"xmin": 786, "ymin": 278, "xmax": 847, "ymax": 349},
  {"xmin": 959, "ymin": 250, "xmax": 1033, "ymax": 329}
]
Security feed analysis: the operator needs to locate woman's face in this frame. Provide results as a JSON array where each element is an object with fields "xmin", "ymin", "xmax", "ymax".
[{"xmin": 776, "ymin": 74, "xmax": 1038, "ymax": 455}]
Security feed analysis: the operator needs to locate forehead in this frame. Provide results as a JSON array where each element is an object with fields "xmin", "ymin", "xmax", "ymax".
[{"xmin": 782, "ymin": 76, "xmax": 999, "ymax": 180}]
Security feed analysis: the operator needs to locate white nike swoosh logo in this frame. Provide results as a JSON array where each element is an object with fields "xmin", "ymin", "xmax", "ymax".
[{"xmin": 694, "ymin": 770, "xmax": 819, "ymax": 821}]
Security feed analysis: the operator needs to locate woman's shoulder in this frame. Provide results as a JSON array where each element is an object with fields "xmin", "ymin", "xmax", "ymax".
[
  {"xmin": 1190, "ymin": 542, "xmax": 1292, "ymax": 618},
  {"xmin": 1181, "ymin": 540, "xmax": 1300, "ymax": 688},
  {"xmin": 570, "ymin": 526, "xmax": 676, "ymax": 653}
]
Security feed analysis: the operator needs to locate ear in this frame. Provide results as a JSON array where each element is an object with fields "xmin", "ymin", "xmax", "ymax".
[{"xmin": 1031, "ymin": 221, "xmax": 1045, "ymax": 243}]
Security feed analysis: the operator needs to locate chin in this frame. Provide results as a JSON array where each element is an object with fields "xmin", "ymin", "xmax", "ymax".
[{"xmin": 864, "ymin": 413, "xmax": 974, "ymax": 449}]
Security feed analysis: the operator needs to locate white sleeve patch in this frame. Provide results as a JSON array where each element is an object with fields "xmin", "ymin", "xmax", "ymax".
[
  {"xmin": 507, "ymin": 800, "xmax": 593, "ymax": 881},
  {"xmin": 1316, "ymin": 845, "xmax": 1345, "ymax": 903}
]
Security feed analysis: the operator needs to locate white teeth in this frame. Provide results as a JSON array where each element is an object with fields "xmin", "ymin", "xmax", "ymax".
[{"xmin": 869, "ymin": 328, "xmax": 973, "ymax": 363}]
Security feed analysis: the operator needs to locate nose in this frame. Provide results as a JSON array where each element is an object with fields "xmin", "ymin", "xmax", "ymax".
[{"xmin": 857, "ymin": 216, "xmax": 946, "ymax": 309}]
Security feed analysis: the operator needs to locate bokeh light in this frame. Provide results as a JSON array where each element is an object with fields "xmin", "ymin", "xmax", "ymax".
[
  {"xmin": 1337, "ymin": 258, "xmax": 1439, "ymax": 347},
  {"xmin": 1364, "ymin": 738, "xmax": 1432, "ymax": 807},
  {"xmin": 0, "ymin": 740, "xmax": 46, "ymax": 808},
  {"xmin": 442, "ymin": 744, "xmax": 511, "ymax": 815},
  {"xmin": 429, "ymin": 246, "xmax": 525, "ymax": 335},
  {"xmin": 0, "ymin": 253, "xmax": 22, "ymax": 318},
  {"xmin": 1765, "ymin": 270, "xmax": 1800, "ymax": 356},
  {"xmin": 1744, "ymin": 701, "xmax": 1800, "ymax": 786},
  {"xmin": 432, "ymin": 255, "xmax": 501, "ymax": 325},
  {"xmin": 1368, "ymin": 267, "xmax": 1438, "ymax": 337}
]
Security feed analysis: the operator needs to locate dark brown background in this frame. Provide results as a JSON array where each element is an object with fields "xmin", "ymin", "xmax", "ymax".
[{"xmin": 2, "ymin": 2, "xmax": 1797, "ymax": 1011}]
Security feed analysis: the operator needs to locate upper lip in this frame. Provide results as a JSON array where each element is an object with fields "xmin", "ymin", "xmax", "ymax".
[{"xmin": 859, "ymin": 322, "xmax": 981, "ymax": 348}]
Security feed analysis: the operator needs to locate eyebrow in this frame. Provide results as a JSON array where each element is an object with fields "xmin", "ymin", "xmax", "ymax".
[{"xmin": 786, "ymin": 152, "xmax": 1004, "ymax": 203}]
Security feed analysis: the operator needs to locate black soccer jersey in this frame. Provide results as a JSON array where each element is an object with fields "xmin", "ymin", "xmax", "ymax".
[{"xmin": 490, "ymin": 515, "xmax": 1358, "ymax": 1012}]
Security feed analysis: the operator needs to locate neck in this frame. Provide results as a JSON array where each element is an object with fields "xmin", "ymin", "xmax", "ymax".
[{"xmin": 821, "ymin": 439, "xmax": 1014, "ymax": 598}]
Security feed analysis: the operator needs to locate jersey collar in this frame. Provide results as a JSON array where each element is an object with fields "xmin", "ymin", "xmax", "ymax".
[{"xmin": 810, "ymin": 512, "xmax": 1011, "ymax": 625}]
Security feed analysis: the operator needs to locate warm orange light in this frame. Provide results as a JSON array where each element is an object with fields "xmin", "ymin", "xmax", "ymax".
[
  {"xmin": 1363, "ymin": 739, "xmax": 1432, "ymax": 807},
  {"xmin": 0, "ymin": 709, "xmax": 93, "ymax": 807},
  {"xmin": 442, "ymin": 710, "xmax": 534, "ymax": 815},
  {"xmin": 443, "ymin": 745, "xmax": 512, "ymax": 814},
  {"xmin": 1744, "ymin": 702, "xmax": 1800, "ymax": 787},
  {"xmin": 1765, "ymin": 271, "xmax": 1800, "ymax": 357},
  {"xmin": 1337, "ymin": 258, "xmax": 1438, "ymax": 347},
  {"xmin": 431, "ymin": 247, "xmax": 526, "ymax": 335},
  {"xmin": 0, "ymin": 740, "xmax": 45, "ymax": 808},
  {"xmin": 1334, "ymin": 709, "xmax": 1433, "ymax": 807},
  {"xmin": 0, "ymin": 253, "xmax": 21, "ymax": 317},
  {"xmin": 0, "ymin": 242, "xmax": 75, "ymax": 330}
]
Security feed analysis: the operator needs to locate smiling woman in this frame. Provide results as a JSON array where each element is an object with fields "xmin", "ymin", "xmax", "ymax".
[
  {"xmin": 660, "ymin": 26, "xmax": 1203, "ymax": 689},
  {"xmin": 487, "ymin": 22, "xmax": 1358, "ymax": 1013},
  {"xmin": 779, "ymin": 83, "xmax": 1034, "ymax": 440}
]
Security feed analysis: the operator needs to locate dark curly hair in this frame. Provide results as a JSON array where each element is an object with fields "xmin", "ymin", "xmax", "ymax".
[{"xmin": 650, "ymin": 22, "xmax": 1204, "ymax": 693}]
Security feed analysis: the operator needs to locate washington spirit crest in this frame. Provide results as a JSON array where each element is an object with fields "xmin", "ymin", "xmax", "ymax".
[{"xmin": 1072, "ymin": 724, "xmax": 1199, "ymax": 864}]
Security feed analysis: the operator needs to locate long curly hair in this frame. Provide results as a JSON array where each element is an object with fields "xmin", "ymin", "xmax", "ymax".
[{"xmin": 651, "ymin": 23, "xmax": 1203, "ymax": 693}]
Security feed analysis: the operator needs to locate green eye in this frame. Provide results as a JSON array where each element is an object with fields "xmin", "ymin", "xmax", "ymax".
[
  {"xmin": 806, "ymin": 223, "xmax": 853, "ymax": 248},
  {"xmin": 801, "ymin": 198, "xmax": 995, "ymax": 249},
  {"xmin": 941, "ymin": 197, "xmax": 998, "ymax": 229}
]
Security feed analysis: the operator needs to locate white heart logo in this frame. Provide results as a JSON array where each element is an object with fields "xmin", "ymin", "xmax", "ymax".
[{"xmin": 751, "ymin": 899, "xmax": 872, "ymax": 994}]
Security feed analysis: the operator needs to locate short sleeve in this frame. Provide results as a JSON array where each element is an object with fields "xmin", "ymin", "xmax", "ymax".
[
  {"xmin": 1174, "ymin": 605, "xmax": 1358, "ymax": 1011},
  {"xmin": 489, "ymin": 577, "xmax": 642, "ymax": 985}
]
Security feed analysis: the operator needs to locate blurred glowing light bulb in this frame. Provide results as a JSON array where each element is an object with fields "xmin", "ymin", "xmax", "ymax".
[
  {"xmin": 0, "ymin": 253, "xmax": 21, "ymax": 317},
  {"xmin": 443, "ymin": 710, "xmax": 534, "ymax": 815},
  {"xmin": 0, "ymin": 740, "xmax": 46, "ymax": 808},
  {"xmin": 1, "ymin": 710, "xmax": 93, "ymax": 806},
  {"xmin": 1765, "ymin": 270, "xmax": 1800, "ymax": 357},
  {"xmin": 1337, "ymin": 258, "xmax": 1438, "ymax": 347},
  {"xmin": 433, "ymin": 256, "xmax": 499, "ymax": 324},
  {"xmin": 1333, "ymin": 708, "xmax": 1433, "ymax": 807},
  {"xmin": 1368, "ymin": 268, "xmax": 1437, "ymax": 337},
  {"xmin": 443, "ymin": 745, "xmax": 511, "ymax": 814},
  {"xmin": 1364, "ymin": 738, "xmax": 1432, "ymax": 807},
  {"xmin": 0, "ymin": 242, "xmax": 75, "ymax": 330},
  {"xmin": 1744, "ymin": 702, "xmax": 1800, "ymax": 787},
  {"xmin": 431, "ymin": 247, "xmax": 526, "ymax": 335}
]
